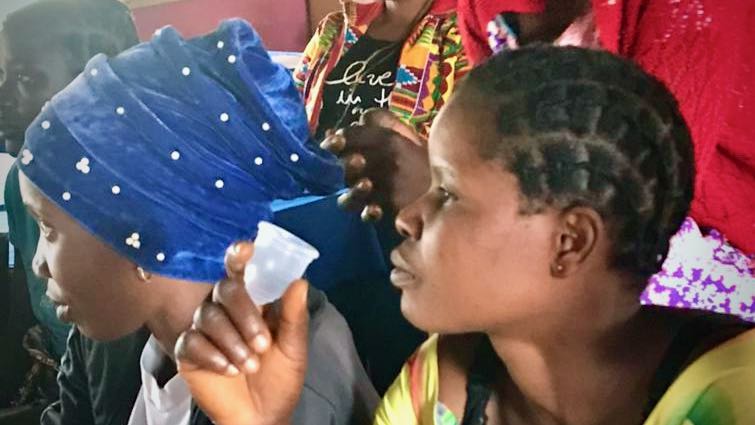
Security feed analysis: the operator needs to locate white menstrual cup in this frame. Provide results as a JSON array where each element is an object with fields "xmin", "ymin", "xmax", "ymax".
[{"xmin": 243, "ymin": 221, "xmax": 320, "ymax": 306}]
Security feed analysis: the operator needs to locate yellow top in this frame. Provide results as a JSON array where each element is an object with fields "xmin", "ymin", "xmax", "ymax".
[{"xmin": 375, "ymin": 330, "xmax": 755, "ymax": 425}]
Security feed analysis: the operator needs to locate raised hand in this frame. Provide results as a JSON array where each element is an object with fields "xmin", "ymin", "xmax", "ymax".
[
  {"xmin": 175, "ymin": 242, "xmax": 309, "ymax": 425},
  {"xmin": 320, "ymin": 109, "xmax": 430, "ymax": 222}
]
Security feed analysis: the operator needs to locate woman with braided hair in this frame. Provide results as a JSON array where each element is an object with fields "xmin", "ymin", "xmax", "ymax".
[
  {"xmin": 176, "ymin": 46, "xmax": 755, "ymax": 425},
  {"xmin": 455, "ymin": 0, "xmax": 755, "ymax": 322}
]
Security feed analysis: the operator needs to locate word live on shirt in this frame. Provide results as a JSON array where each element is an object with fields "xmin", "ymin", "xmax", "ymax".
[{"xmin": 315, "ymin": 35, "xmax": 401, "ymax": 140}]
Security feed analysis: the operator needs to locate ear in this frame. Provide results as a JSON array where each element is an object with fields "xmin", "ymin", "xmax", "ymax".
[{"xmin": 550, "ymin": 207, "xmax": 603, "ymax": 278}]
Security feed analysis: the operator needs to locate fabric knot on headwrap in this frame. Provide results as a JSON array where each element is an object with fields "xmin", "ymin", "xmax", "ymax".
[{"xmin": 19, "ymin": 19, "xmax": 344, "ymax": 282}]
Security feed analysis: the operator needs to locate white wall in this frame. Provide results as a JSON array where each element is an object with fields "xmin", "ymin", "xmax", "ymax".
[{"xmin": 0, "ymin": 0, "xmax": 36, "ymax": 22}]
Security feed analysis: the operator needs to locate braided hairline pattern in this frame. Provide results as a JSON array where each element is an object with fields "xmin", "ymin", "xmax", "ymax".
[{"xmin": 467, "ymin": 47, "xmax": 695, "ymax": 276}]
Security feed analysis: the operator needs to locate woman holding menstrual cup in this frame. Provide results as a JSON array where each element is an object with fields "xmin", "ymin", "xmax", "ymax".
[{"xmin": 18, "ymin": 19, "xmax": 378, "ymax": 425}]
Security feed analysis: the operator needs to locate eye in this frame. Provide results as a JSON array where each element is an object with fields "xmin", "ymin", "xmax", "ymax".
[
  {"xmin": 38, "ymin": 221, "xmax": 55, "ymax": 240},
  {"xmin": 17, "ymin": 73, "xmax": 34, "ymax": 85},
  {"xmin": 436, "ymin": 185, "xmax": 457, "ymax": 205}
]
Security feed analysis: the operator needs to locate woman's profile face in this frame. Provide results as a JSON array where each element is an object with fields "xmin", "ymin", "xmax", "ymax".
[
  {"xmin": 391, "ymin": 93, "xmax": 578, "ymax": 335},
  {"xmin": 19, "ymin": 172, "xmax": 162, "ymax": 341},
  {"xmin": 0, "ymin": 27, "xmax": 83, "ymax": 155}
]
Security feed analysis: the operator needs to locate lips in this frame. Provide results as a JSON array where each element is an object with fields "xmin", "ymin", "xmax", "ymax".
[
  {"xmin": 54, "ymin": 304, "xmax": 72, "ymax": 322},
  {"xmin": 45, "ymin": 280, "xmax": 73, "ymax": 321},
  {"xmin": 47, "ymin": 293, "xmax": 72, "ymax": 321},
  {"xmin": 390, "ymin": 249, "xmax": 418, "ymax": 288}
]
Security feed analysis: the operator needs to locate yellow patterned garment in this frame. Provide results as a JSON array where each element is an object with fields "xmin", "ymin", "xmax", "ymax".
[
  {"xmin": 375, "ymin": 330, "xmax": 755, "ymax": 425},
  {"xmin": 293, "ymin": 0, "xmax": 471, "ymax": 140}
]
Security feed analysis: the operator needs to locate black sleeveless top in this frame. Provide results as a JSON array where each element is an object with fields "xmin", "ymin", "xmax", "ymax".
[{"xmin": 459, "ymin": 315, "xmax": 753, "ymax": 425}]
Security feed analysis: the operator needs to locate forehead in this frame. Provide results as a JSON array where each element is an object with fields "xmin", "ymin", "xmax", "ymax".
[
  {"xmin": 428, "ymin": 91, "xmax": 497, "ymax": 170},
  {"xmin": 18, "ymin": 170, "xmax": 48, "ymax": 212},
  {"xmin": 1, "ymin": 19, "xmax": 71, "ymax": 63}
]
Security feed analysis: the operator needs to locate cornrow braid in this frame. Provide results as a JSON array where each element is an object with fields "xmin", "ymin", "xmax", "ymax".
[{"xmin": 464, "ymin": 46, "xmax": 695, "ymax": 277}]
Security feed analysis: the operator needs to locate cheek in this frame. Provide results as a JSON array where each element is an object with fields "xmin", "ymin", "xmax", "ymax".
[
  {"xmin": 402, "ymin": 212, "xmax": 498, "ymax": 332},
  {"xmin": 406, "ymin": 211, "xmax": 556, "ymax": 333},
  {"xmin": 44, "ymin": 234, "xmax": 155, "ymax": 340},
  {"xmin": 16, "ymin": 88, "xmax": 47, "ymax": 118}
]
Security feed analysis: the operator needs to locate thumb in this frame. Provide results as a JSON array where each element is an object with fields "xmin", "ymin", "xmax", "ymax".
[{"xmin": 275, "ymin": 280, "xmax": 309, "ymax": 364}]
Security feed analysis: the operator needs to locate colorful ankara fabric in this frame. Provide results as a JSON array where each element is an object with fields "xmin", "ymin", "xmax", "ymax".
[{"xmin": 294, "ymin": 0, "xmax": 471, "ymax": 140}]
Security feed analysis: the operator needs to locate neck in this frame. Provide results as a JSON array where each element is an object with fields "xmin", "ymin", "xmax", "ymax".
[
  {"xmin": 146, "ymin": 279, "xmax": 212, "ymax": 362},
  {"xmin": 487, "ymin": 289, "xmax": 679, "ymax": 425},
  {"xmin": 367, "ymin": 0, "xmax": 430, "ymax": 41}
]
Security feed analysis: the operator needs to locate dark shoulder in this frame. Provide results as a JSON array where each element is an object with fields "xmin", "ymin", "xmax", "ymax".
[
  {"xmin": 436, "ymin": 334, "xmax": 487, "ymax": 419},
  {"xmin": 678, "ymin": 313, "xmax": 753, "ymax": 366}
]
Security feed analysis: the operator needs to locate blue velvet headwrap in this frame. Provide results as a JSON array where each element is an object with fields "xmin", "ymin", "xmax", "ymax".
[{"xmin": 19, "ymin": 19, "xmax": 344, "ymax": 282}]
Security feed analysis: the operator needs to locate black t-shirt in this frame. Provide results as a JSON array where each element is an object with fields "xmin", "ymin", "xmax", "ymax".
[{"xmin": 315, "ymin": 35, "xmax": 402, "ymax": 140}]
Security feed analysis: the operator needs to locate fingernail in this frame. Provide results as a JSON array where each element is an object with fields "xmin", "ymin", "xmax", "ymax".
[
  {"xmin": 227, "ymin": 243, "xmax": 241, "ymax": 256},
  {"xmin": 348, "ymin": 154, "xmax": 366, "ymax": 170},
  {"xmin": 253, "ymin": 334, "xmax": 269, "ymax": 352},
  {"xmin": 337, "ymin": 191, "xmax": 352, "ymax": 208},
  {"xmin": 226, "ymin": 364, "xmax": 240, "ymax": 376},
  {"xmin": 330, "ymin": 135, "xmax": 347, "ymax": 152},
  {"xmin": 361, "ymin": 205, "xmax": 383, "ymax": 222},
  {"xmin": 244, "ymin": 357, "xmax": 259, "ymax": 374},
  {"xmin": 355, "ymin": 178, "xmax": 373, "ymax": 192}
]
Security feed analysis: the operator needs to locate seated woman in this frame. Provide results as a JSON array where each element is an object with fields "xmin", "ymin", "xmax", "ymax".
[
  {"xmin": 0, "ymin": 0, "xmax": 139, "ymax": 404},
  {"xmin": 18, "ymin": 20, "xmax": 377, "ymax": 425},
  {"xmin": 455, "ymin": 0, "xmax": 755, "ymax": 322},
  {"xmin": 176, "ymin": 46, "xmax": 755, "ymax": 425}
]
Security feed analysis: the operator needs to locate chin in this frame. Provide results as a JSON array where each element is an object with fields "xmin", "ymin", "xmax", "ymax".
[
  {"xmin": 4, "ymin": 139, "xmax": 23, "ymax": 156},
  {"xmin": 76, "ymin": 321, "xmax": 142, "ymax": 342},
  {"xmin": 400, "ymin": 293, "xmax": 484, "ymax": 335},
  {"xmin": 399, "ymin": 292, "xmax": 448, "ymax": 334}
]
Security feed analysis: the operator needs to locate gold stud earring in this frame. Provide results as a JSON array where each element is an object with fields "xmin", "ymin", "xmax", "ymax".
[{"xmin": 136, "ymin": 266, "xmax": 152, "ymax": 282}]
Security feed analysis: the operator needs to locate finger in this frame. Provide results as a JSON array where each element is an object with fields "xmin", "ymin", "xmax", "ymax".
[
  {"xmin": 337, "ymin": 190, "xmax": 365, "ymax": 212},
  {"xmin": 343, "ymin": 153, "xmax": 367, "ymax": 184},
  {"xmin": 193, "ymin": 301, "xmax": 262, "ymax": 374},
  {"xmin": 225, "ymin": 242, "xmax": 254, "ymax": 281},
  {"xmin": 336, "ymin": 179, "xmax": 373, "ymax": 211},
  {"xmin": 175, "ymin": 329, "xmax": 240, "ymax": 376},
  {"xmin": 361, "ymin": 204, "xmax": 384, "ymax": 222},
  {"xmin": 319, "ymin": 132, "xmax": 347, "ymax": 154},
  {"xmin": 213, "ymin": 277, "xmax": 271, "ymax": 354},
  {"xmin": 275, "ymin": 280, "xmax": 309, "ymax": 364}
]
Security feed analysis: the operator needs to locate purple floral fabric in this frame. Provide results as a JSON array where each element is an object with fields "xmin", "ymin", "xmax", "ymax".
[{"xmin": 642, "ymin": 217, "xmax": 755, "ymax": 322}]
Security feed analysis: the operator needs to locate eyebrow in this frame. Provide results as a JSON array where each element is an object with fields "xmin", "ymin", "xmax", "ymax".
[
  {"xmin": 22, "ymin": 201, "xmax": 42, "ymax": 221},
  {"xmin": 431, "ymin": 163, "xmax": 457, "ymax": 179}
]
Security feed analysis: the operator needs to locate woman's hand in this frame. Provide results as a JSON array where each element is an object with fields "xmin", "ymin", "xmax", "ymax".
[
  {"xmin": 175, "ymin": 242, "xmax": 309, "ymax": 425},
  {"xmin": 320, "ymin": 109, "xmax": 430, "ymax": 222}
]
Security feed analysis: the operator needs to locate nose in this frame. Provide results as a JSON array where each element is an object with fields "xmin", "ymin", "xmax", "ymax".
[
  {"xmin": 32, "ymin": 246, "xmax": 52, "ymax": 280},
  {"xmin": 395, "ymin": 196, "xmax": 424, "ymax": 241},
  {"xmin": 0, "ymin": 80, "xmax": 16, "ymax": 123}
]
